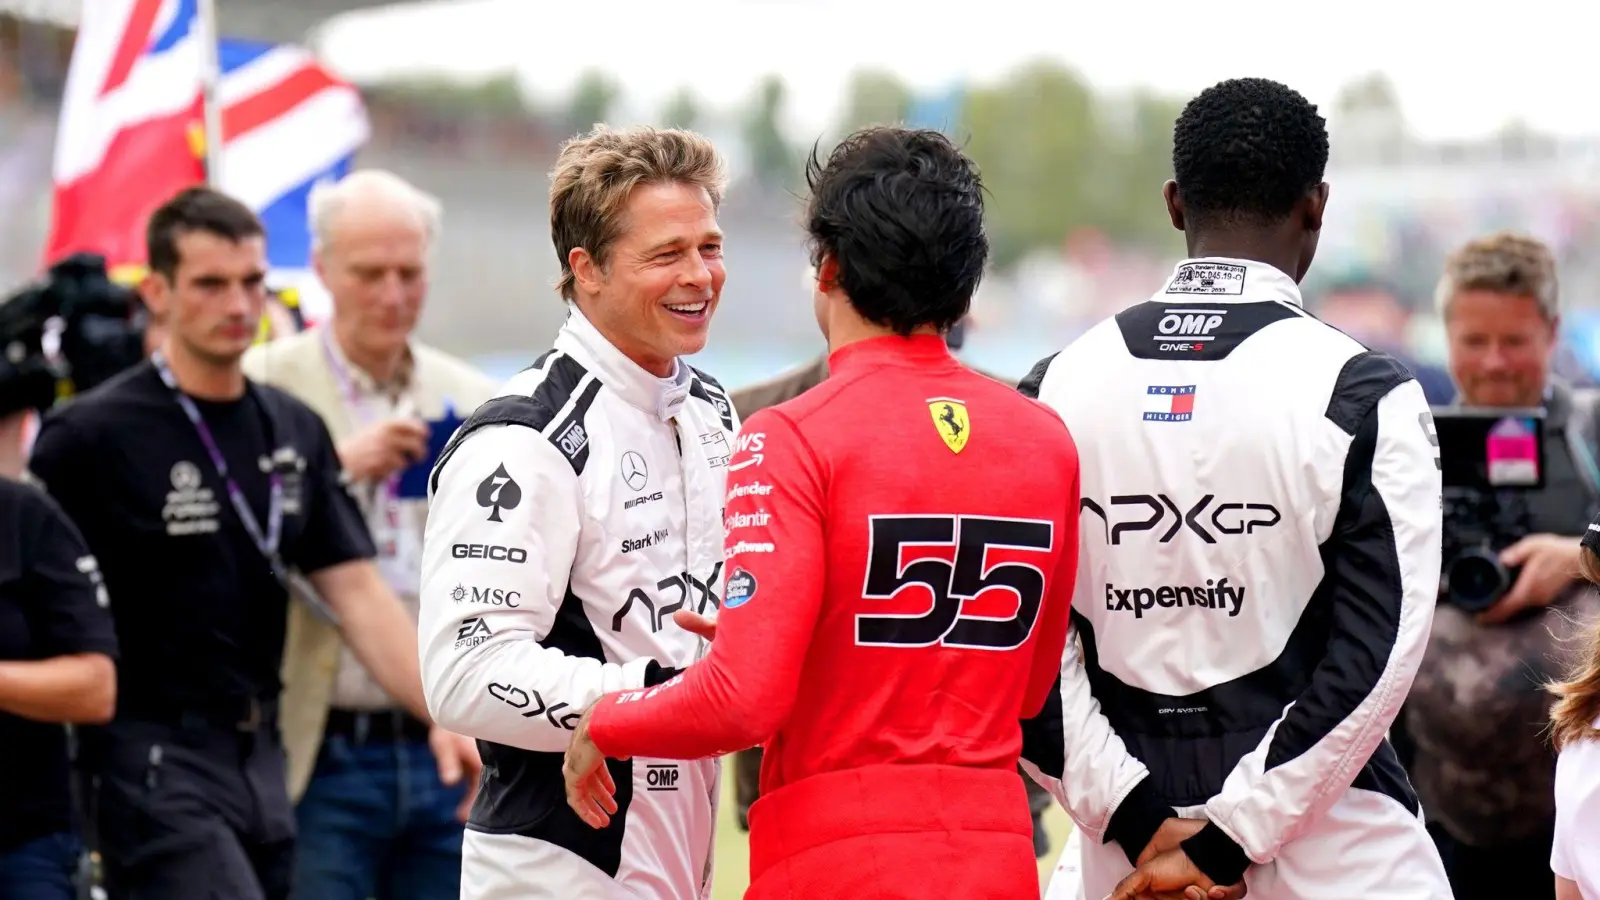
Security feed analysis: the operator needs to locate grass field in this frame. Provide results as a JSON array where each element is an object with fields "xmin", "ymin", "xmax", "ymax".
[{"xmin": 706, "ymin": 758, "xmax": 1076, "ymax": 899}]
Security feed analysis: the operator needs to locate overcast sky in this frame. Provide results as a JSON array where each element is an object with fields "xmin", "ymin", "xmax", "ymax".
[{"xmin": 313, "ymin": 0, "xmax": 1600, "ymax": 142}]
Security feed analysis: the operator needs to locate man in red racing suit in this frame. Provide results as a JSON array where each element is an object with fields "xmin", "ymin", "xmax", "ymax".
[{"xmin": 561, "ymin": 127, "xmax": 1081, "ymax": 899}]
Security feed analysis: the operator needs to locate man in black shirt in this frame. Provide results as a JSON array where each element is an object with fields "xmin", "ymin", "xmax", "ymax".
[
  {"xmin": 0, "ymin": 476, "xmax": 117, "ymax": 899},
  {"xmin": 26, "ymin": 187, "xmax": 472, "ymax": 900}
]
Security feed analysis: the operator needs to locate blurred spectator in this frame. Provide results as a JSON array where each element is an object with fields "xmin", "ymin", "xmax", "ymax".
[
  {"xmin": 242, "ymin": 169, "xmax": 494, "ymax": 900},
  {"xmin": 25, "ymin": 186, "xmax": 438, "ymax": 900},
  {"xmin": 0, "ymin": 475, "xmax": 116, "ymax": 900},
  {"xmin": 1311, "ymin": 275, "xmax": 1456, "ymax": 403},
  {"xmin": 1552, "ymin": 530, "xmax": 1600, "ymax": 900},
  {"xmin": 1401, "ymin": 233, "xmax": 1600, "ymax": 900}
]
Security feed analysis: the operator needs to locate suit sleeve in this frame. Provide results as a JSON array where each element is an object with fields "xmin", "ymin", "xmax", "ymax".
[
  {"xmin": 1185, "ymin": 378, "xmax": 1442, "ymax": 884},
  {"xmin": 418, "ymin": 422, "xmax": 671, "ymax": 752},
  {"xmin": 589, "ymin": 409, "xmax": 826, "ymax": 760},
  {"xmin": 1017, "ymin": 351, "xmax": 1174, "ymax": 862}
]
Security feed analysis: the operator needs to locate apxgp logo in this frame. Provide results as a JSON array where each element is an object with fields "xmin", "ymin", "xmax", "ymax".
[
  {"xmin": 1106, "ymin": 578, "xmax": 1246, "ymax": 618},
  {"xmin": 1082, "ymin": 495, "xmax": 1280, "ymax": 544},
  {"xmin": 476, "ymin": 464, "xmax": 522, "ymax": 522},
  {"xmin": 487, "ymin": 683, "xmax": 579, "ymax": 729}
]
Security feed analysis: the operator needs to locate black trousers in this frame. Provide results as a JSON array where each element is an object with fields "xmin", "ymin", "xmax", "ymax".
[
  {"xmin": 88, "ymin": 716, "xmax": 295, "ymax": 900},
  {"xmin": 1430, "ymin": 821, "xmax": 1557, "ymax": 900}
]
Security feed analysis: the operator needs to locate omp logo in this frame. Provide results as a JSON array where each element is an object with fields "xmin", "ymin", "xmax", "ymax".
[
  {"xmin": 1105, "ymin": 578, "xmax": 1246, "ymax": 618},
  {"xmin": 646, "ymin": 764, "xmax": 680, "ymax": 792},
  {"xmin": 1153, "ymin": 308, "xmax": 1225, "ymax": 343},
  {"xmin": 555, "ymin": 421, "xmax": 588, "ymax": 459}
]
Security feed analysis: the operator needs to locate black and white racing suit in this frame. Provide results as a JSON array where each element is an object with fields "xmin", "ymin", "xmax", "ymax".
[
  {"xmin": 1020, "ymin": 258, "xmax": 1453, "ymax": 899},
  {"xmin": 418, "ymin": 306, "xmax": 738, "ymax": 900}
]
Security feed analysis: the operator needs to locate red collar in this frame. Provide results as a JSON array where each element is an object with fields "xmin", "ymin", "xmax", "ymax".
[{"xmin": 827, "ymin": 334, "xmax": 955, "ymax": 376}]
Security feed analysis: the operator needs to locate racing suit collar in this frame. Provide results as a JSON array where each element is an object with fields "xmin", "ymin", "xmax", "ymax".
[
  {"xmin": 1165, "ymin": 257, "xmax": 1304, "ymax": 307},
  {"xmin": 558, "ymin": 305, "xmax": 691, "ymax": 422},
  {"xmin": 828, "ymin": 333, "xmax": 956, "ymax": 376}
]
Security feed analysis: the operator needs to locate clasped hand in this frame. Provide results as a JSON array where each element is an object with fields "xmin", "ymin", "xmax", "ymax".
[
  {"xmin": 563, "ymin": 609, "xmax": 718, "ymax": 828},
  {"xmin": 1104, "ymin": 818, "xmax": 1247, "ymax": 900}
]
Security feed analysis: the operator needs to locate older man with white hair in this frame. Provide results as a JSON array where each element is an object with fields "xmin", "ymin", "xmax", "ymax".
[{"xmin": 242, "ymin": 169, "xmax": 500, "ymax": 900}]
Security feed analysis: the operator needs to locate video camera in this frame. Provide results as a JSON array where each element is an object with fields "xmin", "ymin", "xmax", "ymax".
[
  {"xmin": 0, "ymin": 253, "xmax": 148, "ymax": 420},
  {"xmin": 1435, "ymin": 406, "xmax": 1546, "ymax": 612}
]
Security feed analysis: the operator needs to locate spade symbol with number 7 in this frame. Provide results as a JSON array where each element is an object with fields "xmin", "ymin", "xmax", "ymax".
[{"xmin": 476, "ymin": 463, "xmax": 523, "ymax": 522}]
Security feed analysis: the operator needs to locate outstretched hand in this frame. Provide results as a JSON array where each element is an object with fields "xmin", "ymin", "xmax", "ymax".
[
  {"xmin": 562, "ymin": 704, "xmax": 619, "ymax": 829},
  {"xmin": 1105, "ymin": 848, "xmax": 1246, "ymax": 900}
]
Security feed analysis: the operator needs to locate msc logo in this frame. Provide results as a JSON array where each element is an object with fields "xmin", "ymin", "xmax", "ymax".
[
  {"xmin": 927, "ymin": 397, "xmax": 970, "ymax": 454},
  {"xmin": 451, "ymin": 584, "xmax": 522, "ymax": 607},
  {"xmin": 1082, "ymin": 494, "xmax": 1280, "ymax": 544},
  {"xmin": 451, "ymin": 544, "xmax": 528, "ymax": 563}
]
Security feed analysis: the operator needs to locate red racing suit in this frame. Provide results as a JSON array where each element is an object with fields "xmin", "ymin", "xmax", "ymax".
[{"xmin": 588, "ymin": 334, "xmax": 1079, "ymax": 899}]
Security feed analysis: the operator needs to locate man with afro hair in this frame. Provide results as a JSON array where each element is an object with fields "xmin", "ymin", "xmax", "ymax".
[{"xmin": 1020, "ymin": 78, "xmax": 1454, "ymax": 900}]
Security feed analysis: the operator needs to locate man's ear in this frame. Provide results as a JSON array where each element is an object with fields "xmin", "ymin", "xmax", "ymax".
[
  {"xmin": 1303, "ymin": 182, "xmax": 1330, "ymax": 233},
  {"xmin": 1162, "ymin": 181, "xmax": 1184, "ymax": 231},
  {"xmin": 139, "ymin": 271, "xmax": 170, "ymax": 318},
  {"xmin": 569, "ymin": 247, "xmax": 604, "ymax": 296},
  {"xmin": 815, "ymin": 254, "xmax": 841, "ymax": 292}
]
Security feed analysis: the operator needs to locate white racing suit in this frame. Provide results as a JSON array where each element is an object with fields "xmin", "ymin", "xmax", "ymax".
[
  {"xmin": 1020, "ymin": 258, "xmax": 1453, "ymax": 899},
  {"xmin": 418, "ymin": 306, "xmax": 738, "ymax": 899}
]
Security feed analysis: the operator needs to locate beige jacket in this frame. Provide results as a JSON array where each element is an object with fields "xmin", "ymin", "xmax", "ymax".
[{"xmin": 241, "ymin": 328, "xmax": 500, "ymax": 802}]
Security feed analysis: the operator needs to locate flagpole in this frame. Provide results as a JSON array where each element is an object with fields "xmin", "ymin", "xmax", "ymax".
[{"xmin": 195, "ymin": 0, "xmax": 225, "ymax": 187}]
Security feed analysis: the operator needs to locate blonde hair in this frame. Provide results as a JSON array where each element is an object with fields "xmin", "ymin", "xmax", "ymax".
[
  {"xmin": 548, "ymin": 125, "xmax": 728, "ymax": 302},
  {"xmin": 1553, "ymin": 552, "xmax": 1600, "ymax": 748},
  {"xmin": 1434, "ymin": 231, "xmax": 1559, "ymax": 322}
]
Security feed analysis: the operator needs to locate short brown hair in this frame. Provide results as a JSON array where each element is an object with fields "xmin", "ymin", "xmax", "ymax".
[
  {"xmin": 548, "ymin": 125, "xmax": 727, "ymax": 301},
  {"xmin": 146, "ymin": 186, "xmax": 263, "ymax": 280},
  {"xmin": 1434, "ymin": 231, "xmax": 1559, "ymax": 321}
]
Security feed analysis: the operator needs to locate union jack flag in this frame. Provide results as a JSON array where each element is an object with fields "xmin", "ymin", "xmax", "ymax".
[{"xmin": 45, "ymin": 0, "xmax": 367, "ymax": 321}]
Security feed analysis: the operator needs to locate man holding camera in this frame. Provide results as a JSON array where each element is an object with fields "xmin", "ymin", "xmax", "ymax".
[{"xmin": 1403, "ymin": 232, "xmax": 1600, "ymax": 900}]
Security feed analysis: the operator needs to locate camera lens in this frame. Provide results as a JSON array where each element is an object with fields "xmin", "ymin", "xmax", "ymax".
[{"xmin": 1446, "ymin": 550, "xmax": 1509, "ymax": 612}]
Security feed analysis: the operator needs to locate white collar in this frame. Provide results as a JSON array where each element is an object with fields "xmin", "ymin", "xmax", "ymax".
[
  {"xmin": 556, "ymin": 305, "xmax": 691, "ymax": 422},
  {"xmin": 1161, "ymin": 257, "xmax": 1304, "ymax": 308}
]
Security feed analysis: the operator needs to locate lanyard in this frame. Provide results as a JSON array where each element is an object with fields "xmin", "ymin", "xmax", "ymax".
[{"xmin": 150, "ymin": 352, "xmax": 284, "ymax": 563}]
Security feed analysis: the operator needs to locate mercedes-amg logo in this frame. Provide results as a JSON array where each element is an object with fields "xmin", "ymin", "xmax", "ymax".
[{"xmin": 621, "ymin": 451, "xmax": 648, "ymax": 491}]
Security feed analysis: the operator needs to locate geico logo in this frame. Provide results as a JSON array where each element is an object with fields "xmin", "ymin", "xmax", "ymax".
[
  {"xmin": 1105, "ymin": 578, "xmax": 1245, "ymax": 618},
  {"xmin": 645, "ymin": 764, "xmax": 679, "ymax": 791},
  {"xmin": 734, "ymin": 432, "xmax": 765, "ymax": 453},
  {"xmin": 1082, "ymin": 494, "xmax": 1280, "ymax": 544},
  {"xmin": 1157, "ymin": 311, "xmax": 1223, "ymax": 337},
  {"xmin": 624, "ymin": 491, "xmax": 664, "ymax": 510},
  {"xmin": 451, "ymin": 543, "xmax": 529, "ymax": 563}
]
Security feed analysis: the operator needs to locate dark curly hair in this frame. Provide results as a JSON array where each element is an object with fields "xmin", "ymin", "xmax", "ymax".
[
  {"xmin": 1172, "ymin": 78, "xmax": 1329, "ymax": 228},
  {"xmin": 804, "ymin": 127, "xmax": 987, "ymax": 336}
]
